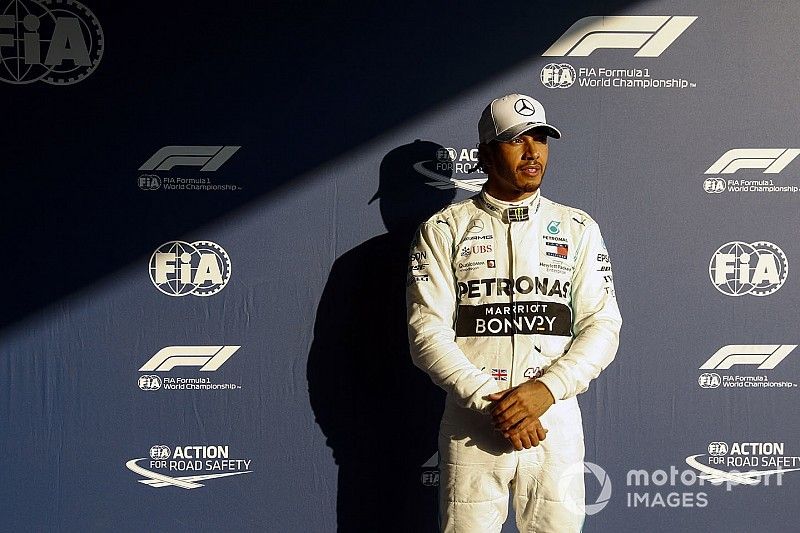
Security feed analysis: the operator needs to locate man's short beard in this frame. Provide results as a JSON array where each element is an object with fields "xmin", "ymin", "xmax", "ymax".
[{"xmin": 519, "ymin": 182, "xmax": 541, "ymax": 192}]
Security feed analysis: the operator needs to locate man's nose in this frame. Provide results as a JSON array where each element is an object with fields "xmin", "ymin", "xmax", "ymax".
[{"xmin": 522, "ymin": 138, "xmax": 540, "ymax": 159}]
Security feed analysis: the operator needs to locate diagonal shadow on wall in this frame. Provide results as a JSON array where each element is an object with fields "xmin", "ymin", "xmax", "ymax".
[
  {"xmin": 308, "ymin": 141, "xmax": 456, "ymax": 532},
  {"xmin": 0, "ymin": 0, "xmax": 641, "ymax": 330}
]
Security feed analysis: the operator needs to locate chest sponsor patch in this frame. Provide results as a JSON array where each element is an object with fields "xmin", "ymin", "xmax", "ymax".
[
  {"xmin": 541, "ymin": 261, "xmax": 573, "ymax": 275},
  {"xmin": 457, "ymin": 260, "xmax": 485, "ymax": 272},
  {"xmin": 545, "ymin": 241, "xmax": 569, "ymax": 259},
  {"xmin": 455, "ymin": 301, "xmax": 572, "ymax": 337},
  {"xmin": 506, "ymin": 206, "xmax": 529, "ymax": 222},
  {"xmin": 407, "ymin": 274, "xmax": 429, "ymax": 286},
  {"xmin": 409, "ymin": 250, "xmax": 428, "ymax": 273},
  {"xmin": 458, "ymin": 276, "xmax": 571, "ymax": 299}
]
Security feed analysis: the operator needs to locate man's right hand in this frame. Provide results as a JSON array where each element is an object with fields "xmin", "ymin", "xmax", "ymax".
[{"xmin": 504, "ymin": 418, "xmax": 548, "ymax": 451}]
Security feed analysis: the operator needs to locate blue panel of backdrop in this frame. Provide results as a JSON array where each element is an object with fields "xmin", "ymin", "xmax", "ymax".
[{"xmin": 2, "ymin": 1, "xmax": 799, "ymax": 531}]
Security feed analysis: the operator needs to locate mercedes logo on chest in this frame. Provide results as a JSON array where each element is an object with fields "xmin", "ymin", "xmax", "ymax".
[{"xmin": 514, "ymin": 98, "xmax": 535, "ymax": 116}]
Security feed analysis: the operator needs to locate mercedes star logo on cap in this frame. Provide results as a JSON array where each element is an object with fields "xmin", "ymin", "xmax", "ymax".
[{"xmin": 514, "ymin": 98, "xmax": 536, "ymax": 116}]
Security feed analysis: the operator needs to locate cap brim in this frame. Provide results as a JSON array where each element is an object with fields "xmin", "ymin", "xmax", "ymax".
[{"xmin": 495, "ymin": 122, "xmax": 562, "ymax": 141}]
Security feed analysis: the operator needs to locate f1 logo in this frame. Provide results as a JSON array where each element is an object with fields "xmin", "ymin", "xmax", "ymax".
[
  {"xmin": 139, "ymin": 346, "xmax": 241, "ymax": 372},
  {"xmin": 700, "ymin": 345, "xmax": 797, "ymax": 370},
  {"xmin": 139, "ymin": 146, "xmax": 241, "ymax": 172},
  {"xmin": 543, "ymin": 16, "xmax": 696, "ymax": 57},
  {"xmin": 705, "ymin": 149, "xmax": 800, "ymax": 174}
]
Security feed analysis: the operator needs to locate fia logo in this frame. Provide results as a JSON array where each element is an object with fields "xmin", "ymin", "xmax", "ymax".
[
  {"xmin": 138, "ymin": 175, "xmax": 161, "ymax": 191},
  {"xmin": 709, "ymin": 241, "xmax": 787, "ymax": 296},
  {"xmin": 698, "ymin": 373, "xmax": 721, "ymax": 389},
  {"xmin": 150, "ymin": 445, "xmax": 171, "ymax": 460},
  {"xmin": 541, "ymin": 64, "xmax": 576, "ymax": 89},
  {"xmin": 436, "ymin": 147, "xmax": 457, "ymax": 162},
  {"xmin": 138, "ymin": 375, "xmax": 162, "ymax": 391},
  {"xmin": 149, "ymin": 241, "xmax": 232, "ymax": 297},
  {"xmin": 707, "ymin": 442, "xmax": 728, "ymax": 456},
  {"xmin": 0, "ymin": 0, "xmax": 104, "ymax": 85},
  {"xmin": 703, "ymin": 178, "xmax": 725, "ymax": 193}
]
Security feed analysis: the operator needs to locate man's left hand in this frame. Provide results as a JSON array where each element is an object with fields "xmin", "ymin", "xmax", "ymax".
[{"xmin": 487, "ymin": 380, "xmax": 555, "ymax": 433}]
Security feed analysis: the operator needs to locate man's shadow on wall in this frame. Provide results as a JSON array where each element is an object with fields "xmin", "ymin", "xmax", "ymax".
[{"xmin": 308, "ymin": 141, "xmax": 459, "ymax": 532}]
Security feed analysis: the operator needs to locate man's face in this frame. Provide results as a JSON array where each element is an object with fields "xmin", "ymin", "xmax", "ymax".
[{"xmin": 481, "ymin": 128, "xmax": 549, "ymax": 201}]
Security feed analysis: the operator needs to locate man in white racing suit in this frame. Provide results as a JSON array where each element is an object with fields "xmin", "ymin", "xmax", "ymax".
[{"xmin": 407, "ymin": 94, "xmax": 621, "ymax": 532}]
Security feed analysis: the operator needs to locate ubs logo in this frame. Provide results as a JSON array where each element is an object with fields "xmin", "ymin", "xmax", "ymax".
[{"xmin": 460, "ymin": 244, "xmax": 493, "ymax": 257}]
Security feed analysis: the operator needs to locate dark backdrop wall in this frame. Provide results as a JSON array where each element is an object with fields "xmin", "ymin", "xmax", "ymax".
[{"xmin": 2, "ymin": 1, "xmax": 799, "ymax": 531}]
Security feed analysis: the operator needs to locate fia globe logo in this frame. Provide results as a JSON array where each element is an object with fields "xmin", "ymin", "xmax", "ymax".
[
  {"xmin": 703, "ymin": 178, "xmax": 726, "ymax": 193},
  {"xmin": 138, "ymin": 175, "xmax": 161, "ymax": 191},
  {"xmin": 708, "ymin": 442, "xmax": 729, "ymax": 456},
  {"xmin": 150, "ymin": 445, "xmax": 171, "ymax": 460},
  {"xmin": 149, "ymin": 241, "xmax": 232, "ymax": 297},
  {"xmin": 0, "ymin": 0, "xmax": 103, "ymax": 85},
  {"xmin": 698, "ymin": 373, "xmax": 721, "ymax": 389},
  {"xmin": 709, "ymin": 241, "xmax": 787, "ymax": 296},
  {"xmin": 541, "ymin": 63, "xmax": 576, "ymax": 88},
  {"xmin": 434, "ymin": 146, "xmax": 479, "ymax": 174},
  {"xmin": 138, "ymin": 375, "xmax": 162, "ymax": 391},
  {"xmin": 436, "ymin": 147, "xmax": 457, "ymax": 163}
]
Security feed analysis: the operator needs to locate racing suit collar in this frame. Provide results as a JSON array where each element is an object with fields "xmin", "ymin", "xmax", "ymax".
[{"xmin": 479, "ymin": 188, "xmax": 541, "ymax": 223}]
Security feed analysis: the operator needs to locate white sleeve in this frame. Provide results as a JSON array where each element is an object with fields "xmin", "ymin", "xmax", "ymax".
[
  {"xmin": 406, "ymin": 221, "xmax": 501, "ymax": 413},
  {"xmin": 537, "ymin": 222, "xmax": 622, "ymax": 401}
]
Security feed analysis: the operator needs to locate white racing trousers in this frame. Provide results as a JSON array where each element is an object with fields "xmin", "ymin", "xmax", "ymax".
[{"xmin": 438, "ymin": 397, "xmax": 586, "ymax": 532}]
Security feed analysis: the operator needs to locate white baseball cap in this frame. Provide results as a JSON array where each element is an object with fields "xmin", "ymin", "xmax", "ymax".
[{"xmin": 478, "ymin": 94, "xmax": 562, "ymax": 144}]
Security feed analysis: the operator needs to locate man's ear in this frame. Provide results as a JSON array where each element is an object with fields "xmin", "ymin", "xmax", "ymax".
[{"xmin": 478, "ymin": 143, "xmax": 493, "ymax": 169}]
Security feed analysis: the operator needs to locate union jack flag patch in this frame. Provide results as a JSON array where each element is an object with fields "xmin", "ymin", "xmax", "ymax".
[{"xmin": 491, "ymin": 368, "xmax": 508, "ymax": 381}]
